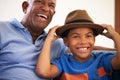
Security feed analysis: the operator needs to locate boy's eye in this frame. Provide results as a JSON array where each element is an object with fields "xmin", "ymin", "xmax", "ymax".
[
  {"xmin": 87, "ymin": 35, "xmax": 91, "ymax": 37},
  {"xmin": 72, "ymin": 35, "xmax": 79, "ymax": 38}
]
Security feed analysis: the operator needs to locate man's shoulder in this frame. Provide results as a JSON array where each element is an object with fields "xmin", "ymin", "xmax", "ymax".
[
  {"xmin": 53, "ymin": 38, "xmax": 64, "ymax": 46},
  {"xmin": 0, "ymin": 20, "xmax": 10, "ymax": 26},
  {"xmin": 0, "ymin": 20, "xmax": 12, "ymax": 32}
]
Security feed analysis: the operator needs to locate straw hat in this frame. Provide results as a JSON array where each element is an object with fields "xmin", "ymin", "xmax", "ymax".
[{"xmin": 56, "ymin": 9, "xmax": 104, "ymax": 37}]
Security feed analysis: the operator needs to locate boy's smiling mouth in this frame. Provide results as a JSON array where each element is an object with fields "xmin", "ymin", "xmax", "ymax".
[{"xmin": 77, "ymin": 47, "xmax": 89, "ymax": 53}]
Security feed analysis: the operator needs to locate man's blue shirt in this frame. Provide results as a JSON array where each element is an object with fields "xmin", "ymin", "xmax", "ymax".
[{"xmin": 0, "ymin": 18, "xmax": 67, "ymax": 80}]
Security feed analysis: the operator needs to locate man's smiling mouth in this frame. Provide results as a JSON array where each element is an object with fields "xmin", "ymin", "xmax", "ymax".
[{"xmin": 36, "ymin": 14, "xmax": 48, "ymax": 19}]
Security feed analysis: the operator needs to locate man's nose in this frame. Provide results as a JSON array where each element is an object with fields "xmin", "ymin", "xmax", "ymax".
[{"xmin": 41, "ymin": 4, "xmax": 49, "ymax": 12}]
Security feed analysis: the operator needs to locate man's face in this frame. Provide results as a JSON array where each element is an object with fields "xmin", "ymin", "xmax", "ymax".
[{"xmin": 22, "ymin": 0, "xmax": 56, "ymax": 32}]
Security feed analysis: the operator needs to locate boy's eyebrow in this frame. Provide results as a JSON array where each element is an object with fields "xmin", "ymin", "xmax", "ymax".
[
  {"xmin": 70, "ymin": 32, "xmax": 79, "ymax": 35},
  {"xmin": 71, "ymin": 31, "xmax": 93, "ymax": 35},
  {"xmin": 87, "ymin": 32, "xmax": 94, "ymax": 34}
]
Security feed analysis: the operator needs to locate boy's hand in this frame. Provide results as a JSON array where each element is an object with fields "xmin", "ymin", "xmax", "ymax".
[
  {"xmin": 46, "ymin": 26, "xmax": 60, "ymax": 43},
  {"xmin": 101, "ymin": 24, "xmax": 116, "ymax": 39}
]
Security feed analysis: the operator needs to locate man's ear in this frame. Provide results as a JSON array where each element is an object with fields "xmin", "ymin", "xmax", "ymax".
[
  {"xmin": 63, "ymin": 37, "xmax": 69, "ymax": 47},
  {"xmin": 54, "ymin": 11, "xmax": 56, "ymax": 15},
  {"xmin": 22, "ymin": 1, "xmax": 29, "ymax": 14}
]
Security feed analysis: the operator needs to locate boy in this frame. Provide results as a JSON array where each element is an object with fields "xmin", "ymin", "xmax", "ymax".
[{"xmin": 36, "ymin": 10, "xmax": 120, "ymax": 80}]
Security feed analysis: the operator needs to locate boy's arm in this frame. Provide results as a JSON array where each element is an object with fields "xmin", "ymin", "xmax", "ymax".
[
  {"xmin": 94, "ymin": 46, "xmax": 116, "ymax": 51},
  {"xmin": 36, "ymin": 26, "xmax": 59, "ymax": 78},
  {"xmin": 102, "ymin": 24, "xmax": 120, "ymax": 70},
  {"xmin": 111, "ymin": 31, "xmax": 120, "ymax": 70},
  {"xmin": 67, "ymin": 46, "xmax": 116, "ymax": 53}
]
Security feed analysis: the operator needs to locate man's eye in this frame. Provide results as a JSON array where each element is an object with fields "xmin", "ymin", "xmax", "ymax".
[
  {"xmin": 49, "ymin": 4, "xmax": 55, "ymax": 9},
  {"xmin": 37, "ymin": 0, "xmax": 42, "ymax": 2},
  {"xmin": 35, "ymin": 0, "xmax": 42, "ymax": 3}
]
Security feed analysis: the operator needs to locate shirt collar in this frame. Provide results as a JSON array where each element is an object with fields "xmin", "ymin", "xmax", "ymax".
[{"xmin": 9, "ymin": 18, "xmax": 25, "ymax": 29}]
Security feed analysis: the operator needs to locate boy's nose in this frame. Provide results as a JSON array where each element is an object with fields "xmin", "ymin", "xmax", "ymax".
[{"xmin": 79, "ymin": 38, "xmax": 87, "ymax": 44}]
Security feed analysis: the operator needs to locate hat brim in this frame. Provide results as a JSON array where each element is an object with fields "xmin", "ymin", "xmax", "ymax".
[{"xmin": 56, "ymin": 22, "xmax": 104, "ymax": 37}]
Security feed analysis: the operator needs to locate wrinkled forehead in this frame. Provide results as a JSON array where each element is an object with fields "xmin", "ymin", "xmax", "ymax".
[{"xmin": 27, "ymin": 0, "xmax": 56, "ymax": 3}]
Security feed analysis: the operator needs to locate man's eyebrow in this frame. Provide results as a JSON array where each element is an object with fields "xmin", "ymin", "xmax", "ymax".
[{"xmin": 51, "ymin": 1, "xmax": 56, "ymax": 6}]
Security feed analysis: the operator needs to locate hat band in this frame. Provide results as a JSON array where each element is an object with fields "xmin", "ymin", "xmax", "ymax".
[{"xmin": 66, "ymin": 19, "xmax": 93, "ymax": 24}]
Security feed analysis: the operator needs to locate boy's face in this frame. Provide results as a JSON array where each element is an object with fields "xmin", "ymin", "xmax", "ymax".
[{"xmin": 64, "ymin": 27, "xmax": 95, "ymax": 62}]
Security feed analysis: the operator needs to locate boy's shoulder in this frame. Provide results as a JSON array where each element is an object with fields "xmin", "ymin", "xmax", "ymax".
[
  {"xmin": 92, "ymin": 50, "xmax": 116, "ymax": 54},
  {"xmin": 91, "ymin": 50, "xmax": 116, "ymax": 60}
]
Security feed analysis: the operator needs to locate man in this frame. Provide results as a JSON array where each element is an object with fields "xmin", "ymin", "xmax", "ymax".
[{"xmin": 0, "ymin": 0, "xmax": 67, "ymax": 80}]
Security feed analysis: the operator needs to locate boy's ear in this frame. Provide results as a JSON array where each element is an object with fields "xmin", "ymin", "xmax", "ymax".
[
  {"xmin": 22, "ymin": 1, "xmax": 29, "ymax": 14},
  {"xmin": 63, "ymin": 38, "xmax": 69, "ymax": 47}
]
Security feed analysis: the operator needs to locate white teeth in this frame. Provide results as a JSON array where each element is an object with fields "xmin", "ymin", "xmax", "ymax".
[
  {"xmin": 79, "ymin": 48, "xmax": 87, "ymax": 51},
  {"xmin": 37, "ymin": 14, "xmax": 47, "ymax": 19}
]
